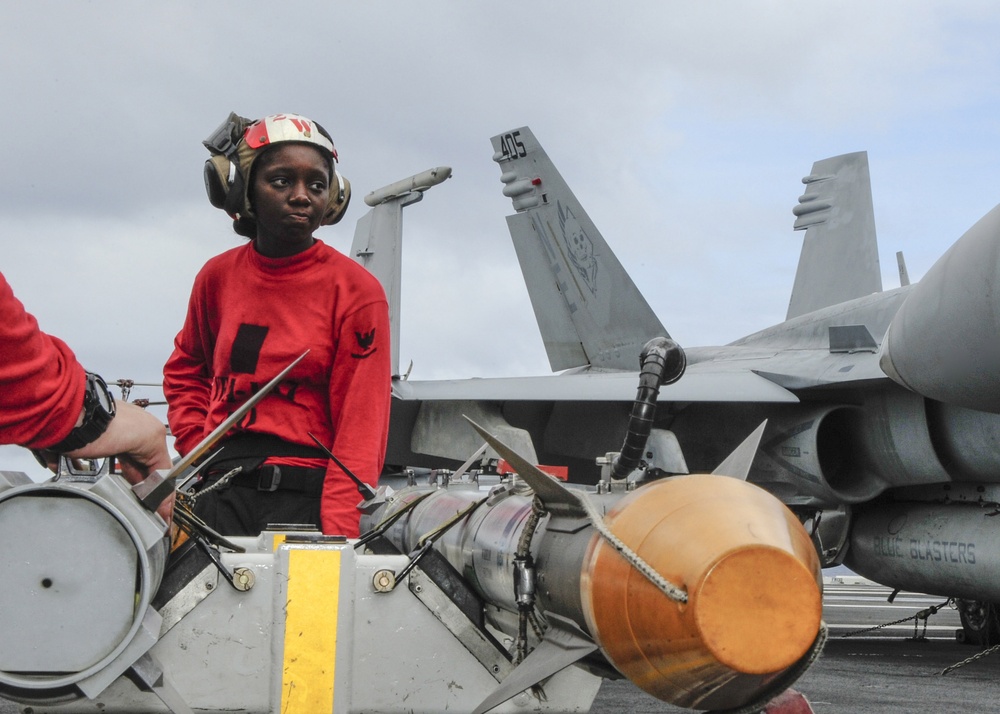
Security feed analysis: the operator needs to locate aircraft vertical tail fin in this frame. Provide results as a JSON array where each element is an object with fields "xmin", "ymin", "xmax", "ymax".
[
  {"xmin": 350, "ymin": 167, "xmax": 452, "ymax": 377},
  {"xmin": 492, "ymin": 127, "xmax": 667, "ymax": 372},
  {"xmin": 786, "ymin": 151, "xmax": 881, "ymax": 320}
]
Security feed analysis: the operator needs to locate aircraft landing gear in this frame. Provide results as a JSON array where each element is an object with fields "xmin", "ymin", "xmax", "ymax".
[{"xmin": 956, "ymin": 599, "xmax": 1000, "ymax": 645}]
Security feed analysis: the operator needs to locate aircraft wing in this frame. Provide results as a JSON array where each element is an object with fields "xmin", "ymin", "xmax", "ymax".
[{"xmin": 392, "ymin": 369, "xmax": 798, "ymax": 403}]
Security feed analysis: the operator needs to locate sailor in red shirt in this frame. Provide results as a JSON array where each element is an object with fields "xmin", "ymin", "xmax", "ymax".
[
  {"xmin": 163, "ymin": 113, "xmax": 391, "ymax": 537},
  {"xmin": 0, "ymin": 271, "xmax": 172, "ymax": 516}
]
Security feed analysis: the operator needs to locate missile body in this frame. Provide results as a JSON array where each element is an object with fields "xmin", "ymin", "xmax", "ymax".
[
  {"xmin": 365, "ymin": 472, "xmax": 822, "ymax": 711},
  {"xmin": 363, "ymin": 166, "xmax": 452, "ymax": 207}
]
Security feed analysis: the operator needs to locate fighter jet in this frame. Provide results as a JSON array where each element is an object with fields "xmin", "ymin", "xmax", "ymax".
[{"xmin": 362, "ymin": 127, "xmax": 1000, "ymax": 646}]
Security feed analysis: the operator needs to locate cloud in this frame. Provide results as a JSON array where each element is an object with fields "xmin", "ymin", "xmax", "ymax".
[{"xmin": 3, "ymin": 1, "xmax": 1000, "ymax": 469}]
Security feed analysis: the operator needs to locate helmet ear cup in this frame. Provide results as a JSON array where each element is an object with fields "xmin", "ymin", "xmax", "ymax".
[
  {"xmin": 203, "ymin": 156, "xmax": 230, "ymax": 209},
  {"xmin": 322, "ymin": 172, "xmax": 351, "ymax": 226},
  {"xmin": 203, "ymin": 154, "xmax": 246, "ymax": 217}
]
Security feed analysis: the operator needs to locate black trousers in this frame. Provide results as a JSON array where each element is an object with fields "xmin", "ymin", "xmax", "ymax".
[{"xmin": 193, "ymin": 483, "xmax": 322, "ymax": 537}]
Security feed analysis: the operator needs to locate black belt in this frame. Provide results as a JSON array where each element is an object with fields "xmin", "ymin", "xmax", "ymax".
[
  {"xmin": 206, "ymin": 464, "xmax": 326, "ymax": 496},
  {"xmin": 197, "ymin": 433, "xmax": 330, "ymax": 496}
]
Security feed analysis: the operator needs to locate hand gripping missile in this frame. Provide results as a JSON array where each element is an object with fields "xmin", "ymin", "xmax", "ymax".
[{"xmin": 363, "ymin": 419, "xmax": 825, "ymax": 713}]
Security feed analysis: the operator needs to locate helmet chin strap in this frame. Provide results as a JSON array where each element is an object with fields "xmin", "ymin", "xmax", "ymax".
[{"xmin": 335, "ymin": 170, "xmax": 345, "ymax": 203}]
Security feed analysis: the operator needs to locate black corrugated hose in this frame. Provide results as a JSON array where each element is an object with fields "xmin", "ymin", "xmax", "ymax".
[{"xmin": 610, "ymin": 336, "xmax": 686, "ymax": 481}]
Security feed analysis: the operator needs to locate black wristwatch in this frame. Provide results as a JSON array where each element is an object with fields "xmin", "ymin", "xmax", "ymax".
[{"xmin": 49, "ymin": 372, "xmax": 117, "ymax": 453}]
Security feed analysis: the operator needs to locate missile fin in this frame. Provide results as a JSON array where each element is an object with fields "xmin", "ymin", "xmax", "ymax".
[
  {"xmin": 471, "ymin": 613, "xmax": 598, "ymax": 714},
  {"xmin": 712, "ymin": 420, "xmax": 767, "ymax": 480},
  {"xmin": 466, "ymin": 417, "xmax": 586, "ymax": 517}
]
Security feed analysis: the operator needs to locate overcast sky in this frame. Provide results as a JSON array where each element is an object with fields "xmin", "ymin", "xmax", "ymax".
[{"xmin": 3, "ymin": 2, "xmax": 1000, "ymax": 476}]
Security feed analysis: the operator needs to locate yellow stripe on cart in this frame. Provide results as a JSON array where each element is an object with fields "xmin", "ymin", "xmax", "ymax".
[{"xmin": 280, "ymin": 548, "xmax": 341, "ymax": 713}]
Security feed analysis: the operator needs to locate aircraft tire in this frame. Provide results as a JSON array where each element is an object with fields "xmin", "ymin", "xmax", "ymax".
[{"xmin": 956, "ymin": 599, "xmax": 1000, "ymax": 646}]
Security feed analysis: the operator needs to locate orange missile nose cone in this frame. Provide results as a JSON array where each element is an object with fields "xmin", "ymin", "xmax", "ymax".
[
  {"xmin": 581, "ymin": 474, "xmax": 822, "ymax": 711},
  {"xmin": 695, "ymin": 545, "xmax": 821, "ymax": 674}
]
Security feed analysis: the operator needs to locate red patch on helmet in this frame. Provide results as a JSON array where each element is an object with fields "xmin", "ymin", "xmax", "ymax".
[{"xmin": 243, "ymin": 120, "xmax": 271, "ymax": 149}]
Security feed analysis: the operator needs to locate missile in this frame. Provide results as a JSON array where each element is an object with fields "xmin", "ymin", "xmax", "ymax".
[
  {"xmin": 363, "ymin": 422, "xmax": 824, "ymax": 713},
  {"xmin": 880, "ymin": 203, "xmax": 1000, "ymax": 413},
  {"xmin": 364, "ymin": 167, "xmax": 452, "ymax": 207}
]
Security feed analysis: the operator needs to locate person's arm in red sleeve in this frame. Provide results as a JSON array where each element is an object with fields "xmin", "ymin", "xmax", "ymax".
[
  {"xmin": 0, "ymin": 272, "xmax": 87, "ymax": 448},
  {"xmin": 1, "ymin": 272, "xmax": 173, "ymax": 522},
  {"xmin": 320, "ymin": 299, "xmax": 392, "ymax": 536},
  {"xmin": 163, "ymin": 288, "xmax": 214, "ymax": 457}
]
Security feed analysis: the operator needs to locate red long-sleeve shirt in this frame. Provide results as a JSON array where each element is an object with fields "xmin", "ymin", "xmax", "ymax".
[
  {"xmin": 0, "ymin": 271, "xmax": 86, "ymax": 449},
  {"xmin": 163, "ymin": 240, "xmax": 391, "ymax": 536}
]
